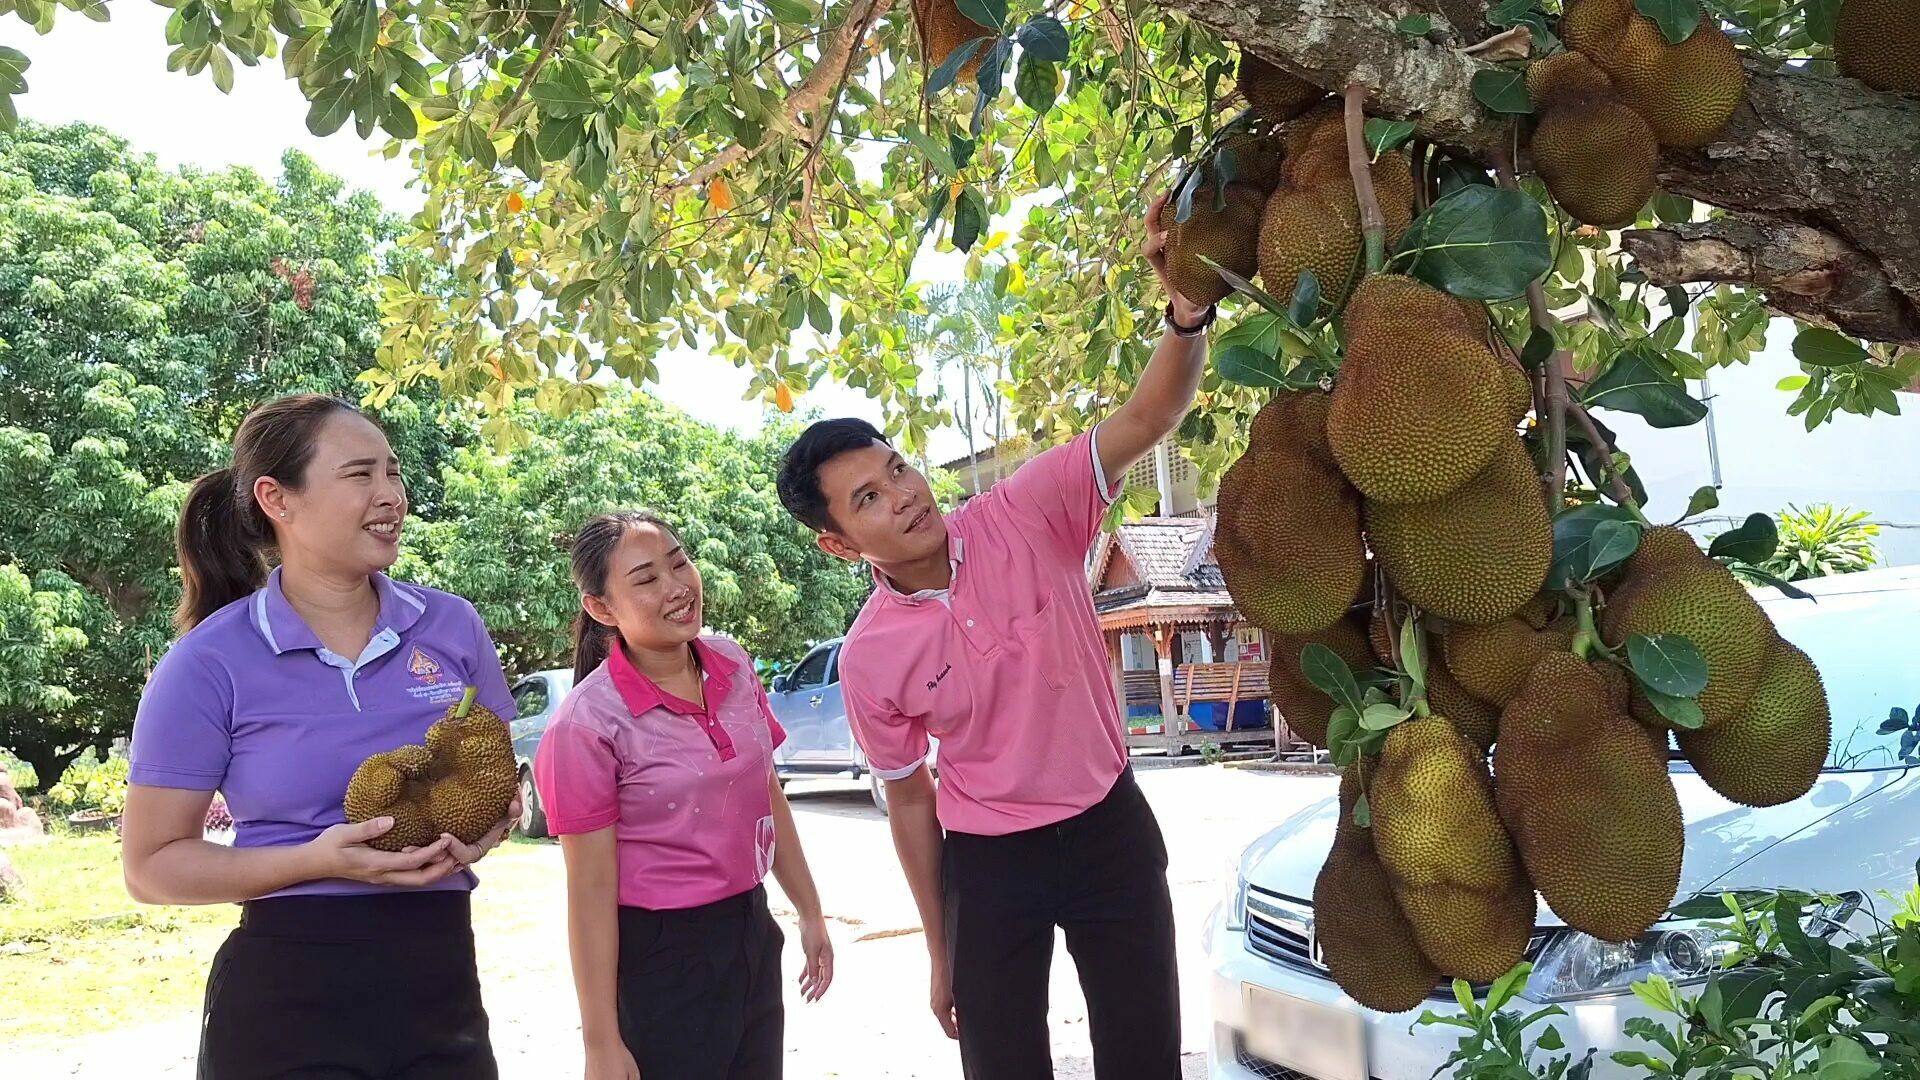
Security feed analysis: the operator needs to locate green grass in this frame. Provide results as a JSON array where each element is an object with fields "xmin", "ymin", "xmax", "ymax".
[{"xmin": 0, "ymin": 832, "xmax": 565, "ymax": 1045}]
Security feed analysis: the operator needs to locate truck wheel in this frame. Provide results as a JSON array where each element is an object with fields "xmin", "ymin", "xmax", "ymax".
[{"xmin": 869, "ymin": 772, "xmax": 890, "ymax": 815}]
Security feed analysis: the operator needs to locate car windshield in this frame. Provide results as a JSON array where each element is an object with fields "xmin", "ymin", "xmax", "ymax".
[{"xmin": 1667, "ymin": 572, "xmax": 1919, "ymax": 773}]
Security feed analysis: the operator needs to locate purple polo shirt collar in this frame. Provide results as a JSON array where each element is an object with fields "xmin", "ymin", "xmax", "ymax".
[
  {"xmin": 874, "ymin": 536, "xmax": 966, "ymax": 606},
  {"xmin": 607, "ymin": 637, "xmax": 743, "ymax": 760},
  {"xmin": 250, "ymin": 567, "xmax": 427, "ymax": 655}
]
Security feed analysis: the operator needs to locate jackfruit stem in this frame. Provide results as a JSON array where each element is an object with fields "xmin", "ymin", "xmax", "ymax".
[
  {"xmin": 455, "ymin": 686, "xmax": 477, "ymax": 718},
  {"xmin": 1568, "ymin": 399, "xmax": 1642, "ymax": 510},
  {"xmin": 1570, "ymin": 594, "xmax": 1609, "ymax": 660},
  {"xmin": 1343, "ymin": 81, "xmax": 1388, "ymax": 274},
  {"xmin": 1490, "ymin": 145, "xmax": 1570, "ymax": 511}
]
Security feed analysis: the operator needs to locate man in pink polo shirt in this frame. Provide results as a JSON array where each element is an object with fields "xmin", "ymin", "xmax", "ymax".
[{"xmin": 775, "ymin": 195, "xmax": 1211, "ymax": 1079}]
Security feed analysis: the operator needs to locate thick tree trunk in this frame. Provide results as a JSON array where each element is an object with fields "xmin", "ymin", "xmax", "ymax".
[{"xmin": 1162, "ymin": 0, "xmax": 1920, "ymax": 344}]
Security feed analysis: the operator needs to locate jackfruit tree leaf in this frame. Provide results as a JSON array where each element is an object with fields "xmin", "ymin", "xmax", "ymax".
[
  {"xmin": 1708, "ymin": 512, "xmax": 1778, "ymax": 563},
  {"xmin": 1879, "ymin": 708, "xmax": 1911, "ymax": 735},
  {"xmin": 1549, "ymin": 502, "xmax": 1640, "ymax": 589},
  {"xmin": 1360, "ymin": 702, "xmax": 1411, "ymax": 731},
  {"xmin": 556, "ymin": 278, "xmax": 600, "ymax": 311},
  {"xmin": 956, "ymin": 0, "xmax": 1007, "ymax": 30},
  {"xmin": 1664, "ymin": 286, "xmax": 1692, "ymax": 321},
  {"xmin": 1431, "ymin": 156, "xmax": 1495, "ymax": 197},
  {"xmin": 1302, "ymin": 642, "xmax": 1366, "ymax": 713},
  {"xmin": 1643, "ymin": 686, "xmax": 1705, "ymax": 729},
  {"xmin": 1582, "ymin": 346, "xmax": 1708, "ymax": 428},
  {"xmin": 530, "ymin": 68, "xmax": 599, "ymax": 118},
  {"xmin": 969, "ymin": 39, "xmax": 1012, "ymax": 136},
  {"xmin": 0, "ymin": 48, "xmax": 30, "ymax": 97},
  {"xmin": 1684, "ymin": 485, "xmax": 1720, "ymax": 519},
  {"xmin": 1397, "ymin": 13, "xmax": 1433, "ymax": 34},
  {"xmin": 1364, "ymin": 118, "xmax": 1416, "ymax": 158},
  {"xmin": 1326, "ymin": 705, "xmax": 1361, "ymax": 765},
  {"xmin": 1014, "ymin": 15, "xmax": 1069, "ymax": 62},
  {"xmin": 904, "ymin": 126, "xmax": 957, "ymax": 176},
  {"xmin": 1288, "ymin": 272, "xmax": 1320, "ymax": 328},
  {"xmin": 951, "ymin": 134, "xmax": 977, "ymax": 170},
  {"xmin": 928, "ymin": 39, "xmax": 986, "ymax": 95},
  {"xmin": 536, "ymin": 118, "xmax": 583, "ymax": 161},
  {"xmin": 1522, "ymin": 327, "xmax": 1554, "ymax": 369},
  {"xmin": 1734, "ymin": 564, "xmax": 1816, "ymax": 601},
  {"xmin": 306, "ymin": 80, "xmax": 357, "ymax": 136},
  {"xmin": 1015, "ymin": 55, "xmax": 1057, "ymax": 113},
  {"xmin": 1628, "ymin": 633, "xmax": 1708, "ymax": 697},
  {"xmin": 1470, "ymin": 68, "xmax": 1533, "ymax": 115},
  {"xmin": 952, "ymin": 185, "xmax": 987, "ymax": 252},
  {"xmin": 1792, "ymin": 327, "xmax": 1871, "ymax": 368},
  {"xmin": 1583, "ymin": 519, "xmax": 1643, "ymax": 579},
  {"xmin": 1203, "ymin": 258, "xmax": 1295, "ymax": 319},
  {"xmin": 1352, "ymin": 791, "xmax": 1371, "ymax": 827},
  {"xmin": 1391, "ymin": 185, "xmax": 1551, "ymax": 300},
  {"xmin": 765, "ymin": 0, "xmax": 812, "ymax": 23},
  {"xmin": 1634, "ymin": 0, "xmax": 1701, "ymax": 43},
  {"xmin": 1398, "ymin": 617, "xmax": 1425, "ymax": 701},
  {"xmin": 1214, "ymin": 346, "xmax": 1289, "ymax": 388},
  {"xmin": 1817, "ymin": 1038, "xmax": 1879, "ymax": 1080},
  {"xmin": 1804, "ymin": 0, "xmax": 1840, "ymax": 44},
  {"xmin": 1652, "ymin": 191, "xmax": 1694, "ymax": 224},
  {"xmin": 1487, "ymin": 0, "xmax": 1535, "ymax": 27}
]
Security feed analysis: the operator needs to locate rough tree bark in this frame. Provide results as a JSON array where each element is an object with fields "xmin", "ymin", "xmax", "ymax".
[{"xmin": 1161, "ymin": 0, "xmax": 1920, "ymax": 344}]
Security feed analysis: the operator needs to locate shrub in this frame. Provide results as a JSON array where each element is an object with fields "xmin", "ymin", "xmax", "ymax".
[
  {"xmin": 1750, "ymin": 503, "xmax": 1881, "ymax": 583},
  {"xmin": 43, "ymin": 752, "xmax": 130, "ymax": 816}
]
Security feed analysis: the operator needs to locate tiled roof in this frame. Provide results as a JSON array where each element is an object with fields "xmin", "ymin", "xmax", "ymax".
[{"xmin": 1092, "ymin": 514, "xmax": 1227, "ymax": 598}]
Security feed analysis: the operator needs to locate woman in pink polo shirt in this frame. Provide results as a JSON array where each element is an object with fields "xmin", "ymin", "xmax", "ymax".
[{"xmin": 536, "ymin": 510, "xmax": 833, "ymax": 1080}]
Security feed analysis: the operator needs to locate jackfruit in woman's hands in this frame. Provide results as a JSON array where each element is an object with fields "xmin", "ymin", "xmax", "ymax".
[{"xmin": 344, "ymin": 689, "xmax": 517, "ymax": 851}]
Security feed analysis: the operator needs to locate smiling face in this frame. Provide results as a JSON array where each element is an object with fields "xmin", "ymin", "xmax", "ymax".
[
  {"xmin": 582, "ymin": 522, "xmax": 704, "ymax": 651},
  {"xmin": 812, "ymin": 441, "xmax": 949, "ymax": 567},
  {"xmin": 254, "ymin": 411, "xmax": 407, "ymax": 577}
]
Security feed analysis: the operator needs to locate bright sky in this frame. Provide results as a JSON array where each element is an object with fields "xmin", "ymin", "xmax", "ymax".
[{"xmin": 0, "ymin": 8, "xmax": 984, "ymax": 463}]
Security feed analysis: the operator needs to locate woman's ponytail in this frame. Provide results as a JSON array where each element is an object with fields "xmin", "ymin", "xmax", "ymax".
[
  {"xmin": 175, "ymin": 468, "xmax": 268, "ymax": 632},
  {"xmin": 571, "ymin": 614, "xmax": 616, "ymax": 685}
]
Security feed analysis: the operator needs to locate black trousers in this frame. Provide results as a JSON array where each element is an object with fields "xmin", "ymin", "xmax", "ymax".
[
  {"xmin": 197, "ymin": 890, "xmax": 495, "ymax": 1080},
  {"xmin": 617, "ymin": 883, "xmax": 786, "ymax": 1080},
  {"xmin": 943, "ymin": 767, "xmax": 1181, "ymax": 1080}
]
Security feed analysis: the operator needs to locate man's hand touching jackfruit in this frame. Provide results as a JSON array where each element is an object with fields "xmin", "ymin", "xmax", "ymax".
[{"xmin": 1142, "ymin": 190, "xmax": 1211, "ymax": 327}]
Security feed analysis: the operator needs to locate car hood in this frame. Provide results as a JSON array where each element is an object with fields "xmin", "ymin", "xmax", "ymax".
[{"xmin": 1240, "ymin": 766, "xmax": 1917, "ymax": 925}]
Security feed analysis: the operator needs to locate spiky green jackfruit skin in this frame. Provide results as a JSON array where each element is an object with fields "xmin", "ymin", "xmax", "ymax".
[
  {"xmin": 1258, "ymin": 182, "xmax": 1363, "ymax": 313},
  {"xmin": 1159, "ymin": 183, "xmax": 1268, "ymax": 307},
  {"xmin": 345, "ymin": 702, "xmax": 517, "ymax": 849},
  {"xmin": 1328, "ymin": 277, "xmax": 1511, "ymax": 504},
  {"xmin": 1495, "ymin": 653, "xmax": 1684, "ymax": 942},
  {"xmin": 1239, "ymin": 55, "xmax": 1327, "ymax": 123},
  {"xmin": 1269, "ymin": 615, "xmax": 1374, "ymax": 747},
  {"xmin": 1216, "ymin": 394, "xmax": 1368, "ymax": 635},
  {"xmin": 1526, "ymin": 52, "xmax": 1661, "ymax": 227},
  {"xmin": 1372, "ymin": 717, "xmax": 1535, "ymax": 983},
  {"xmin": 1836, "ymin": 0, "xmax": 1920, "ymax": 94},
  {"xmin": 1366, "ymin": 437, "xmax": 1554, "ymax": 625},
  {"xmin": 1676, "ymin": 637, "xmax": 1830, "ymax": 807},
  {"xmin": 1500, "ymin": 362, "xmax": 1534, "ymax": 426},
  {"xmin": 1313, "ymin": 769, "xmax": 1444, "ymax": 1012},
  {"xmin": 1601, "ymin": 525, "xmax": 1773, "ymax": 730},
  {"xmin": 1443, "ymin": 608, "xmax": 1578, "ymax": 706},
  {"xmin": 1565, "ymin": 0, "xmax": 1745, "ymax": 148},
  {"xmin": 1216, "ymin": 131, "xmax": 1288, "ymax": 195},
  {"xmin": 1364, "ymin": 605, "xmax": 1500, "ymax": 750}
]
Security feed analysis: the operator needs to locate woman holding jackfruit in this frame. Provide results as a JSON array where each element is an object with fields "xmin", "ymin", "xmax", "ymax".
[
  {"xmin": 121, "ymin": 394, "xmax": 521, "ymax": 1079},
  {"xmin": 537, "ymin": 510, "xmax": 834, "ymax": 1080}
]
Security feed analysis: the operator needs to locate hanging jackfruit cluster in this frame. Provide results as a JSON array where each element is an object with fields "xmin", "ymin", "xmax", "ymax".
[
  {"xmin": 344, "ymin": 690, "xmax": 519, "ymax": 852},
  {"xmin": 1260, "ymin": 105, "xmax": 1417, "ymax": 319}
]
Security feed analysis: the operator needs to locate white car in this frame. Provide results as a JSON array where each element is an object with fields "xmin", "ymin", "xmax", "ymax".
[{"xmin": 1204, "ymin": 564, "xmax": 1920, "ymax": 1080}]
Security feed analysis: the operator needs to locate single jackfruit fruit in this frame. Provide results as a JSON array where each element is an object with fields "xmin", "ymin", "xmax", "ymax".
[
  {"xmin": 1495, "ymin": 653, "xmax": 1684, "ymax": 942},
  {"xmin": 1576, "ymin": 5, "xmax": 1746, "ymax": 148},
  {"xmin": 1327, "ymin": 277, "xmax": 1512, "ymax": 504},
  {"xmin": 1239, "ymin": 55, "xmax": 1327, "ymax": 123},
  {"xmin": 345, "ymin": 693, "xmax": 517, "ymax": 851},
  {"xmin": 1269, "ymin": 614, "xmax": 1374, "ymax": 747},
  {"xmin": 1372, "ymin": 716, "xmax": 1535, "ymax": 983},
  {"xmin": 1562, "ymin": 0, "xmax": 1633, "ymax": 55},
  {"xmin": 1835, "ymin": 0, "xmax": 1920, "ymax": 93},
  {"xmin": 1258, "ymin": 181, "xmax": 1364, "ymax": 313},
  {"xmin": 1216, "ymin": 393, "xmax": 1369, "ymax": 634},
  {"xmin": 1312, "ymin": 768, "xmax": 1444, "ymax": 1012},
  {"xmin": 1366, "ymin": 436, "xmax": 1554, "ymax": 625},
  {"xmin": 1159, "ymin": 183, "xmax": 1268, "ymax": 307},
  {"xmin": 913, "ymin": 0, "xmax": 994, "ymax": 79},
  {"xmin": 1600, "ymin": 525, "xmax": 1773, "ymax": 730},
  {"xmin": 1443, "ymin": 607, "xmax": 1578, "ymax": 706},
  {"xmin": 1676, "ymin": 637, "xmax": 1829, "ymax": 806},
  {"xmin": 1216, "ymin": 131, "xmax": 1288, "ymax": 195},
  {"xmin": 1526, "ymin": 52, "xmax": 1661, "ymax": 227}
]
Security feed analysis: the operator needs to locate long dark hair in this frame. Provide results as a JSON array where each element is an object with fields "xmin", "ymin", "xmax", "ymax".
[
  {"xmin": 174, "ymin": 394, "xmax": 365, "ymax": 632},
  {"xmin": 568, "ymin": 510, "xmax": 682, "ymax": 684}
]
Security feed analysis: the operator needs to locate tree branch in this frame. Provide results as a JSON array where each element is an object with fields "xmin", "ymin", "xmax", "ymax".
[
  {"xmin": 1344, "ymin": 82, "xmax": 1387, "ymax": 274},
  {"xmin": 660, "ymin": 0, "xmax": 896, "ymax": 196},
  {"xmin": 1161, "ymin": 0, "xmax": 1920, "ymax": 340},
  {"xmin": 1491, "ymin": 146, "xmax": 1568, "ymax": 508},
  {"xmin": 1567, "ymin": 399, "xmax": 1637, "ymax": 507},
  {"xmin": 493, "ymin": 13, "xmax": 572, "ymax": 134}
]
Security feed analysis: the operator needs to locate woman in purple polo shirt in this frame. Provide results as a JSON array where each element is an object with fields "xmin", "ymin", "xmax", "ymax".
[
  {"xmin": 120, "ymin": 394, "xmax": 520, "ymax": 1079},
  {"xmin": 535, "ymin": 510, "xmax": 834, "ymax": 1080}
]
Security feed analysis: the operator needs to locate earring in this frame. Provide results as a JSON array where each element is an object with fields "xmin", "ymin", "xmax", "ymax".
[{"xmin": 279, "ymin": 512, "xmax": 287, "ymax": 519}]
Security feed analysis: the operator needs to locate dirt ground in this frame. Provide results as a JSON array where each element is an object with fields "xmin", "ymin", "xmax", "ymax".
[{"xmin": 4, "ymin": 764, "xmax": 1337, "ymax": 1079}]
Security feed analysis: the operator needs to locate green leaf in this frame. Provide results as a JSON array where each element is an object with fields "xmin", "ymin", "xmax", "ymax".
[
  {"xmin": 1391, "ymin": 185, "xmax": 1551, "ymax": 300},
  {"xmin": 1397, "ymin": 12, "xmax": 1433, "ymax": 33},
  {"xmin": 1488, "ymin": 962, "xmax": 1533, "ymax": 1012},
  {"xmin": 394, "ymin": 51, "xmax": 432, "ymax": 97},
  {"xmin": 1287, "ymin": 271, "xmax": 1320, "ymax": 327},
  {"xmin": 536, "ymin": 119, "xmax": 583, "ymax": 161},
  {"xmin": 968, "ymin": 38, "xmax": 1011, "ymax": 136},
  {"xmin": 1635, "ymin": 0, "xmax": 1702, "ymax": 44},
  {"xmin": 1684, "ymin": 485, "xmax": 1719, "ymax": 518},
  {"xmin": 1364, "ymin": 118, "xmax": 1417, "ymax": 157},
  {"xmin": 1521, "ymin": 327, "xmax": 1554, "ymax": 370},
  {"xmin": 338, "ymin": 0, "xmax": 378, "ymax": 56},
  {"xmin": 952, "ymin": 185, "xmax": 987, "ymax": 252},
  {"xmin": 1352, "ymin": 791, "xmax": 1371, "ymax": 827},
  {"xmin": 955, "ymin": 0, "xmax": 1007, "ymax": 31},
  {"xmin": 1471, "ymin": 68, "xmax": 1533, "ymax": 115},
  {"xmin": 1584, "ymin": 518, "xmax": 1644, "ymax": 579},
  {"xmin": 1537, "ymin": 1026, "xmax": 1566, "ymax": 1051},
  {"xmin": 1015, "ymin": 15, "xmax": 1069, "ymax": 61},
  {"xmin": 905, "ymin": 125, "xmax": 957, "ymax": 175},
  {"xmin": 305, "ymin": 79, "xmax": 356, "ymax": 136},
  {"xmin": 1777, "ymin": 374, "xmax": 1810, "ymax": 391},
  {"xmin": 531, "ymin": 67, "xmax": 599, "ymax": 118},
  {"xmin": 1737, "ymin": 565, "xmax": 1817, "ymax": 601},
  {"xmin": 1805, "ymin": 0, "xmax": 1840, "ymax": 44},
  {"xmin": 1708, "ymin": 512, "xmax": 1778, "ymax": 563},
  {"xmin": 556, "ymin": 277, "xmax": 599, "ymax": 310},
  {"xmin": 1651, "ymin": 191, "xmax": 1694, "ymax": 223},
  {"xmin": 1015, "ymin": 55, "xmax": 1057, "ymax": 113},
  {"xmin": 1487, "ymin": 0, "xmax": 1534, "ymax": 26},
  {"xmin": 209, "ymin": 48, "xmax": 234, "ymax": 93},
  {"xmin": 1793, "ymin": 327, "xmax": 1870, "ymax": 368},
  {"xmin": 1326, "ymin": 705, "xmax": 1361, "ymax": 764},
  {"xmin": 1549, "ymin": 503, "xmax": 1641, "ymax": 589},
  {"xmin": 765, "ymin": 0, "xmax": 812, "ymax": 22},
  {"xmin": 381, "ymin": 93, "xmax": 417, "ymax": 139},
  {"xmin": 1628, "ymin": 633, "xmax": 1708, "ymax": 697},
  {"xmin": 456, "ymin": 118, "xmax": 498, "ymax": 170},
  {"xmin": 928, "ymin": 38, "xmax": 986, "ymax": 95},
  {"xmin": 1203, "ymin": 258, "xmax": 1297, "ymax": 319},
  {"xmin": 1360, "ymin": 702, "xmax": 1412, "ymax": 731},
  {"xmin": 1301, "ymin": 642, "xmax": 1365, "ymax": 713},
  {"xmin": 1718, "ymin": 969, "xmax": 1781, "ymax": 1023},
  {"xmin": 1214, "ymin": 346, "xmax": 1290, "ymax": 388},
  {"xmin": 1645, "ymin": 687, "xmax": 1705, "ymax": 730},
  {"xmin": 808, "ymin": 293, "xmax": 832, "ymax": 334},
  {"xmin": 1582, "ymin": 346, "xmax": 1708, "ymax": 428},
  {"xmin": 0, "ymin": 47, "xmax": 29, "ymax": 95},
  {"xmin": 1816, "ymin": 1037, "xmax": 1879, "ymax": 1080}
]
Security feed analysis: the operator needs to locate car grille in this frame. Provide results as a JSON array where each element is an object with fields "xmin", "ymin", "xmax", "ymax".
[
  {"xmin": 1233, "ymin": 1036, "xmax": 1317, "ymax": 1080},
  {"xmin": 1242, "ymin": 884, "xmax": 1550, "ymax": 1000}
]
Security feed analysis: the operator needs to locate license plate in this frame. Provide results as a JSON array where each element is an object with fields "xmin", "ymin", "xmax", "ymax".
[{"xmin": 1241, "ymin": 984, "xmax": 1367, "ymax": 1080}]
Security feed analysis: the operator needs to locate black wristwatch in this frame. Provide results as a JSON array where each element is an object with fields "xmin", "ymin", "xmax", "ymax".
[{"xmin": 1165, "ymin": 302, "xmax": 1216, "ymax": 337}]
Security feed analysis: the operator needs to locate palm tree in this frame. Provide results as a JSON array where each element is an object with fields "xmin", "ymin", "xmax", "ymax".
[{"xmin": 907, "ymin": 277, "xmax": 1013, "ymax": 493}]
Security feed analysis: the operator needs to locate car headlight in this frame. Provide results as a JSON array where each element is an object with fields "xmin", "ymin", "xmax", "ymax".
[
  {"xmin": 1223, "ymin": 857, "xmax": 1248, "ymax": 932},
  {"xmin": 1525, "ymin": 922, "xmax": 1740, "ymax": 1001}
]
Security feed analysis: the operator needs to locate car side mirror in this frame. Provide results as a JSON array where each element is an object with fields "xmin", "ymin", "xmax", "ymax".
[{"xmin": 771, "ymin": 675, "xmax": 788, "ymax": 694}]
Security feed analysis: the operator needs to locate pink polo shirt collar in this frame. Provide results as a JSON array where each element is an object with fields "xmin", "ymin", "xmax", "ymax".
[
  {"xmin": 606, "ymin": 638, "xmax": 741, "ymax": 761},
  {"xmin": 873, "ymin": 537, "xmax": 966, "ymax": 606}
]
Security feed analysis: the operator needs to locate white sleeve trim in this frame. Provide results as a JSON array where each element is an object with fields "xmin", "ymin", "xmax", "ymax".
[
  {"xmin": 1089, "ymin": 423, "xmax": 1119, "ymax": 506},
  {"xmin": 871, "ymin": 757, "xmax": 930, "ymax": 782}
]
